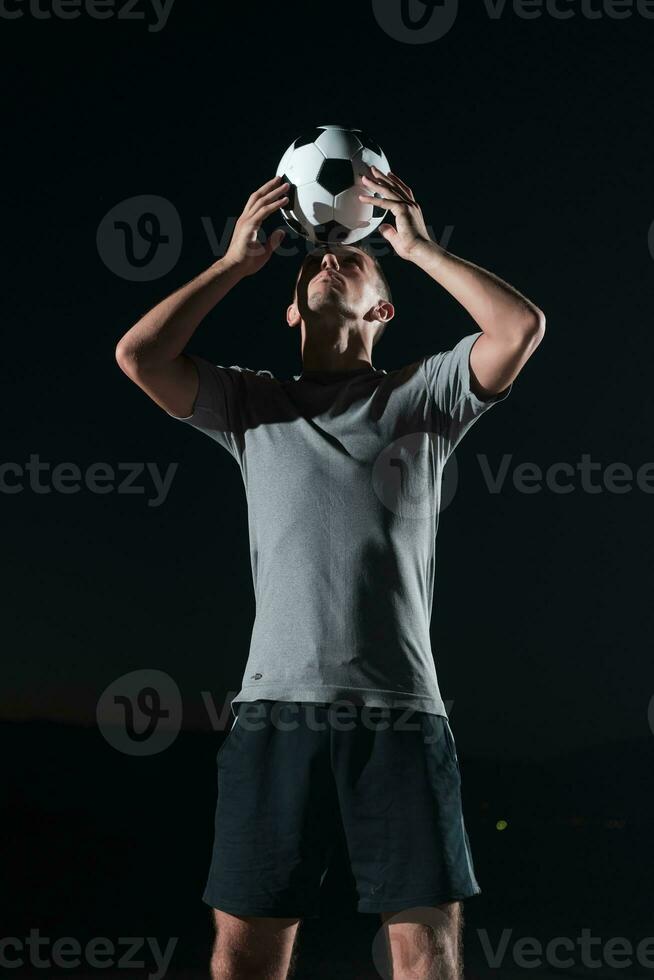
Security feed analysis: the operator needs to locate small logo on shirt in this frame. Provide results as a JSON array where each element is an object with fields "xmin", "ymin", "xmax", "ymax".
[{"xmin": 251, "ymin": 673, "xmax": 263, "ymax": 680}]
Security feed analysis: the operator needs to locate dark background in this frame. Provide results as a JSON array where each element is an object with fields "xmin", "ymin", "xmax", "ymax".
[{"xmin": 2, "ymin": 1, "xmax": 653, "ymax": 976}]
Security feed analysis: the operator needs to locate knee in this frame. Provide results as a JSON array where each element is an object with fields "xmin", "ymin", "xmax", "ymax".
[
  {"xmin": 210, "ymin": 929, "xmax": 298, "ymax": 980},
  {"xmin": 392, "ymin": 927, "xmax": 455, "ymax": 976},
  {"xmin": 382, "ymin": 903, "xmax": 462, "ymax": 980},
  {"xmin": 210, "ymin": 945, "xmax": 266, "ymax": 980},
  {"xmin": 209, "ymin": 909, "xmax": 301, "ymax": 980}
]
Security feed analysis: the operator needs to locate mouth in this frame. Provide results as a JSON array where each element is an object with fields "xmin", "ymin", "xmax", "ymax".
[{"xmin": 314, "ymin": 272, "xmax": 344, "ymax": 285}]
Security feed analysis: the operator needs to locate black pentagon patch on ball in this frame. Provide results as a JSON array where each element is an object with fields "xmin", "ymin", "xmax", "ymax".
[
  {"xmin": 314, "ymin": 220, "xmax": 351, "ymax": 245},
  {"xmin": 293, "ymin": 128, "xmax": 324, "ymax": 149},
  {"xmin": 317, "ymin": 158, "xmax": 354, "ymax": 196},
  {"xmin": 280, "ymin": 174, "xmax": 296, "ymax": 208},
  {"xmin": 359, "ymin": 131, "xmax": 382, "ymax": 156}
]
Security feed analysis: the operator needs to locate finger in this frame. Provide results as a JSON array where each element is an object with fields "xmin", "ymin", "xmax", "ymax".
[
  {"xmin": 358, "ymin": 193, "xmax": 406, "ymax": 210},
  {"xmin": 247, "ymin": 175, "xmax": 287, "ymax": 206},
  {"xmin": 362, "ymin": 173, "xmax": 410, "ymax": 202},
  {"xmin": 251, "ymin": 195, "xmax": 289, "ymax": 219},
  {"xmin": 371, "ymin": 165, "xmax": 414, "ymax": 199},
  {"xmin": 254, "ymin": 194, "xmax": 289, "ymax": 213},
  {"xmin": 382, "ymin": 168, "xmax": 415, "ymax": 200},
  {"xmin": 370, "ymin": 164, "xmax": 404, "ymax": 189},
  {"xmin": 265, "ymin": 227, "xmax": 286, "ymax": 254},
  {"xmin": 247, "ymin": 181, "xmax": 290, "ymax": 212},
  {"xmin": 363, "ymin": 171, "xmax": 395, "ymax": 192}
]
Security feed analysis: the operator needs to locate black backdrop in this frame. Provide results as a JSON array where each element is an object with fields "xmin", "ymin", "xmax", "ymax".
[{"xmin": 2, "ymin": 1, "xmax": 653, "ymax": 977}]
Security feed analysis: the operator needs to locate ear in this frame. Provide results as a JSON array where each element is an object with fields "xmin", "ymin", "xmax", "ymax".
[
  {"xmin": 286, "ymin": 302, "xmax": 301, "ymax": 328},
  {"xmin": 364, "ymin": 301, "xmax": 395, "ymax": 324}
]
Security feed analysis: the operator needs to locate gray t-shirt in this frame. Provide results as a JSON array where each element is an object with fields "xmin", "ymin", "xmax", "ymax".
[{"xmin": 167, "ymin": 330, "xmax": 511, "ymax": 718}]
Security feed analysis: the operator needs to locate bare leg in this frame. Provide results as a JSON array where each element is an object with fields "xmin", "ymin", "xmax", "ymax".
[
  {"xmin": 379, "ymin": 902, "xmax": 463, "ymax": 980},
  {"xmin": 209, "ymin": 909, "xmax": 302, "ymax": 980}
]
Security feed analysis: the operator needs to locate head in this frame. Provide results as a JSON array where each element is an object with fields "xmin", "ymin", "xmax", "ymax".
[{"xmin": 286, "ymin": 242, "xmax": 395, "ymax": 365}]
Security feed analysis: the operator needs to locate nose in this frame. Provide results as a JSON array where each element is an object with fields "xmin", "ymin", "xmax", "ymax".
[{"xmin": 321, "ymin": 252, "xmax": 340, "ymax": 271}]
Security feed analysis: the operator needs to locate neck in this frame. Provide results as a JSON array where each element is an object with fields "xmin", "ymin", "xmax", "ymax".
[{"xmin": 299, "ymin": 318, "xmax": 373, "ymax": 372}]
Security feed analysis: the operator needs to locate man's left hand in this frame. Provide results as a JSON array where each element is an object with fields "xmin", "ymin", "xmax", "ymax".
[{"xmin": 358, "ymin": 165, "xmax": 432, "ymax": 261}]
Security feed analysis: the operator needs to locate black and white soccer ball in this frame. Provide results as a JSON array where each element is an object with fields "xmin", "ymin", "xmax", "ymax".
[{"xmin": 275, "ymin": 124, "xmax": 391, "ymax": 246}]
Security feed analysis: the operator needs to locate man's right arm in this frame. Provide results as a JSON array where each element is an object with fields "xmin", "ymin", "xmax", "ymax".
[
  {"xmin": 114, "ymin": 256, "xmax": 245, "ymax": 419},
  {"xmin": 114, "ymin": 174, "xmax": 289, "ymax": 418}
]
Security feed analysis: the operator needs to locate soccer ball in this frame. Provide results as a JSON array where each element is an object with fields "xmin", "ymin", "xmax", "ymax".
[{"xmin": 275, "ymin": 124, "xmax": 391, "ymax": 245}]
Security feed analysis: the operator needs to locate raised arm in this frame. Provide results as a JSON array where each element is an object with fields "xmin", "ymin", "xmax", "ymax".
[
  {"xmin": 115, "ymin": 175, "xmax": 289, "ymax": 418},
  {"xmin": 407, "ymin": 242, "xmax": 545, "ymax": 399},
  {"xmin": 359, "ymin": 166, "xmax": 546, "ymax": 399}
]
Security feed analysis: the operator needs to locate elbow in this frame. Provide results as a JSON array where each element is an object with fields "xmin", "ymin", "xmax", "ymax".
[
  {"xmin": 115, "ymin": 339, "xmax": 138, "ymax": 377},
  {"xmin": 115, "ymin": 340, "xmax": 130, "ymax": 373},
  {"xmin": 532, "ymin": 308, "xmax": 546, "ymax": 335},
  {"xmin": 115, "ymin": 337, "xmax": 170, "ymax": 378},
  {"xmin": 496, "ymin": 308, "xmax": 546, "ymax": 348},
  {"xmin": 521, "ymin": 308, "xmax": 546, "ymax": 345}
]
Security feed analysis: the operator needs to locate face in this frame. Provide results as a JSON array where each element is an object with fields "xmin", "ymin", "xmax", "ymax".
[{"xmin": 293, "ymin": 244, "xmax": 383, "ymax": 320}]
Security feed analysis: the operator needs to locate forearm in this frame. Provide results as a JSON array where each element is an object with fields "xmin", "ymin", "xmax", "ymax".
[
  {"xmin": 410, "ymin": 240, "xmax": 545, "ymax": 341},
  {"xmin": 115, "ymin": 256, "xmax": 245, "ymax": 371}
]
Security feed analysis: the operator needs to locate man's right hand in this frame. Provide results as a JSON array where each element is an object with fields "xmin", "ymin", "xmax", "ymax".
[{"xmin": 223, "ymin": 175, "xmax": 289, "ymax": 277}]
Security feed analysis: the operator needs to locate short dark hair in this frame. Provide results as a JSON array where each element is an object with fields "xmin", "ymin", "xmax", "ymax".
[{"xmin": 292, "ymin": 242, "xmax": 393, "ymax": 348}]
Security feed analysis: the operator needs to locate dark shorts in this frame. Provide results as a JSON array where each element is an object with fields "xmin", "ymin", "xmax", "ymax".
[{"xmin": 203, "ymin": 700, "xmax": 482, "ymax": 918}]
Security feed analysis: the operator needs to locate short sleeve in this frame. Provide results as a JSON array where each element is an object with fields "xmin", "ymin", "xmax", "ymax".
[
  {"xmin": 165, "ymin": 353, "xmax": 244, "ymax": 459},
  {"xmin": 421, "ymin": 331, "xmax": 512, "ymax": 456}
]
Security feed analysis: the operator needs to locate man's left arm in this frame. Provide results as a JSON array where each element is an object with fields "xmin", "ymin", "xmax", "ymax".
[
  {"xmin": 359, "ymin": 166, "xmax": 546, "ymax": 398},
  {"xmin": 409, "ymin": 240, "xmax": 545, "ymax": 400}
]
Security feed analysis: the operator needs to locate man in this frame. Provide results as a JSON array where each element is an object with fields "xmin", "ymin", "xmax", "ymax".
[{"xmin": 115, "ymin": 168, "xmax": 545, "ymax": 980}]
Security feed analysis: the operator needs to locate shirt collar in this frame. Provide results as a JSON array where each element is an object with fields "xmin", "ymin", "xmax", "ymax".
[{"xmin": 292, "ymin": 365, "xmax": 386, "ymax": 382}]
